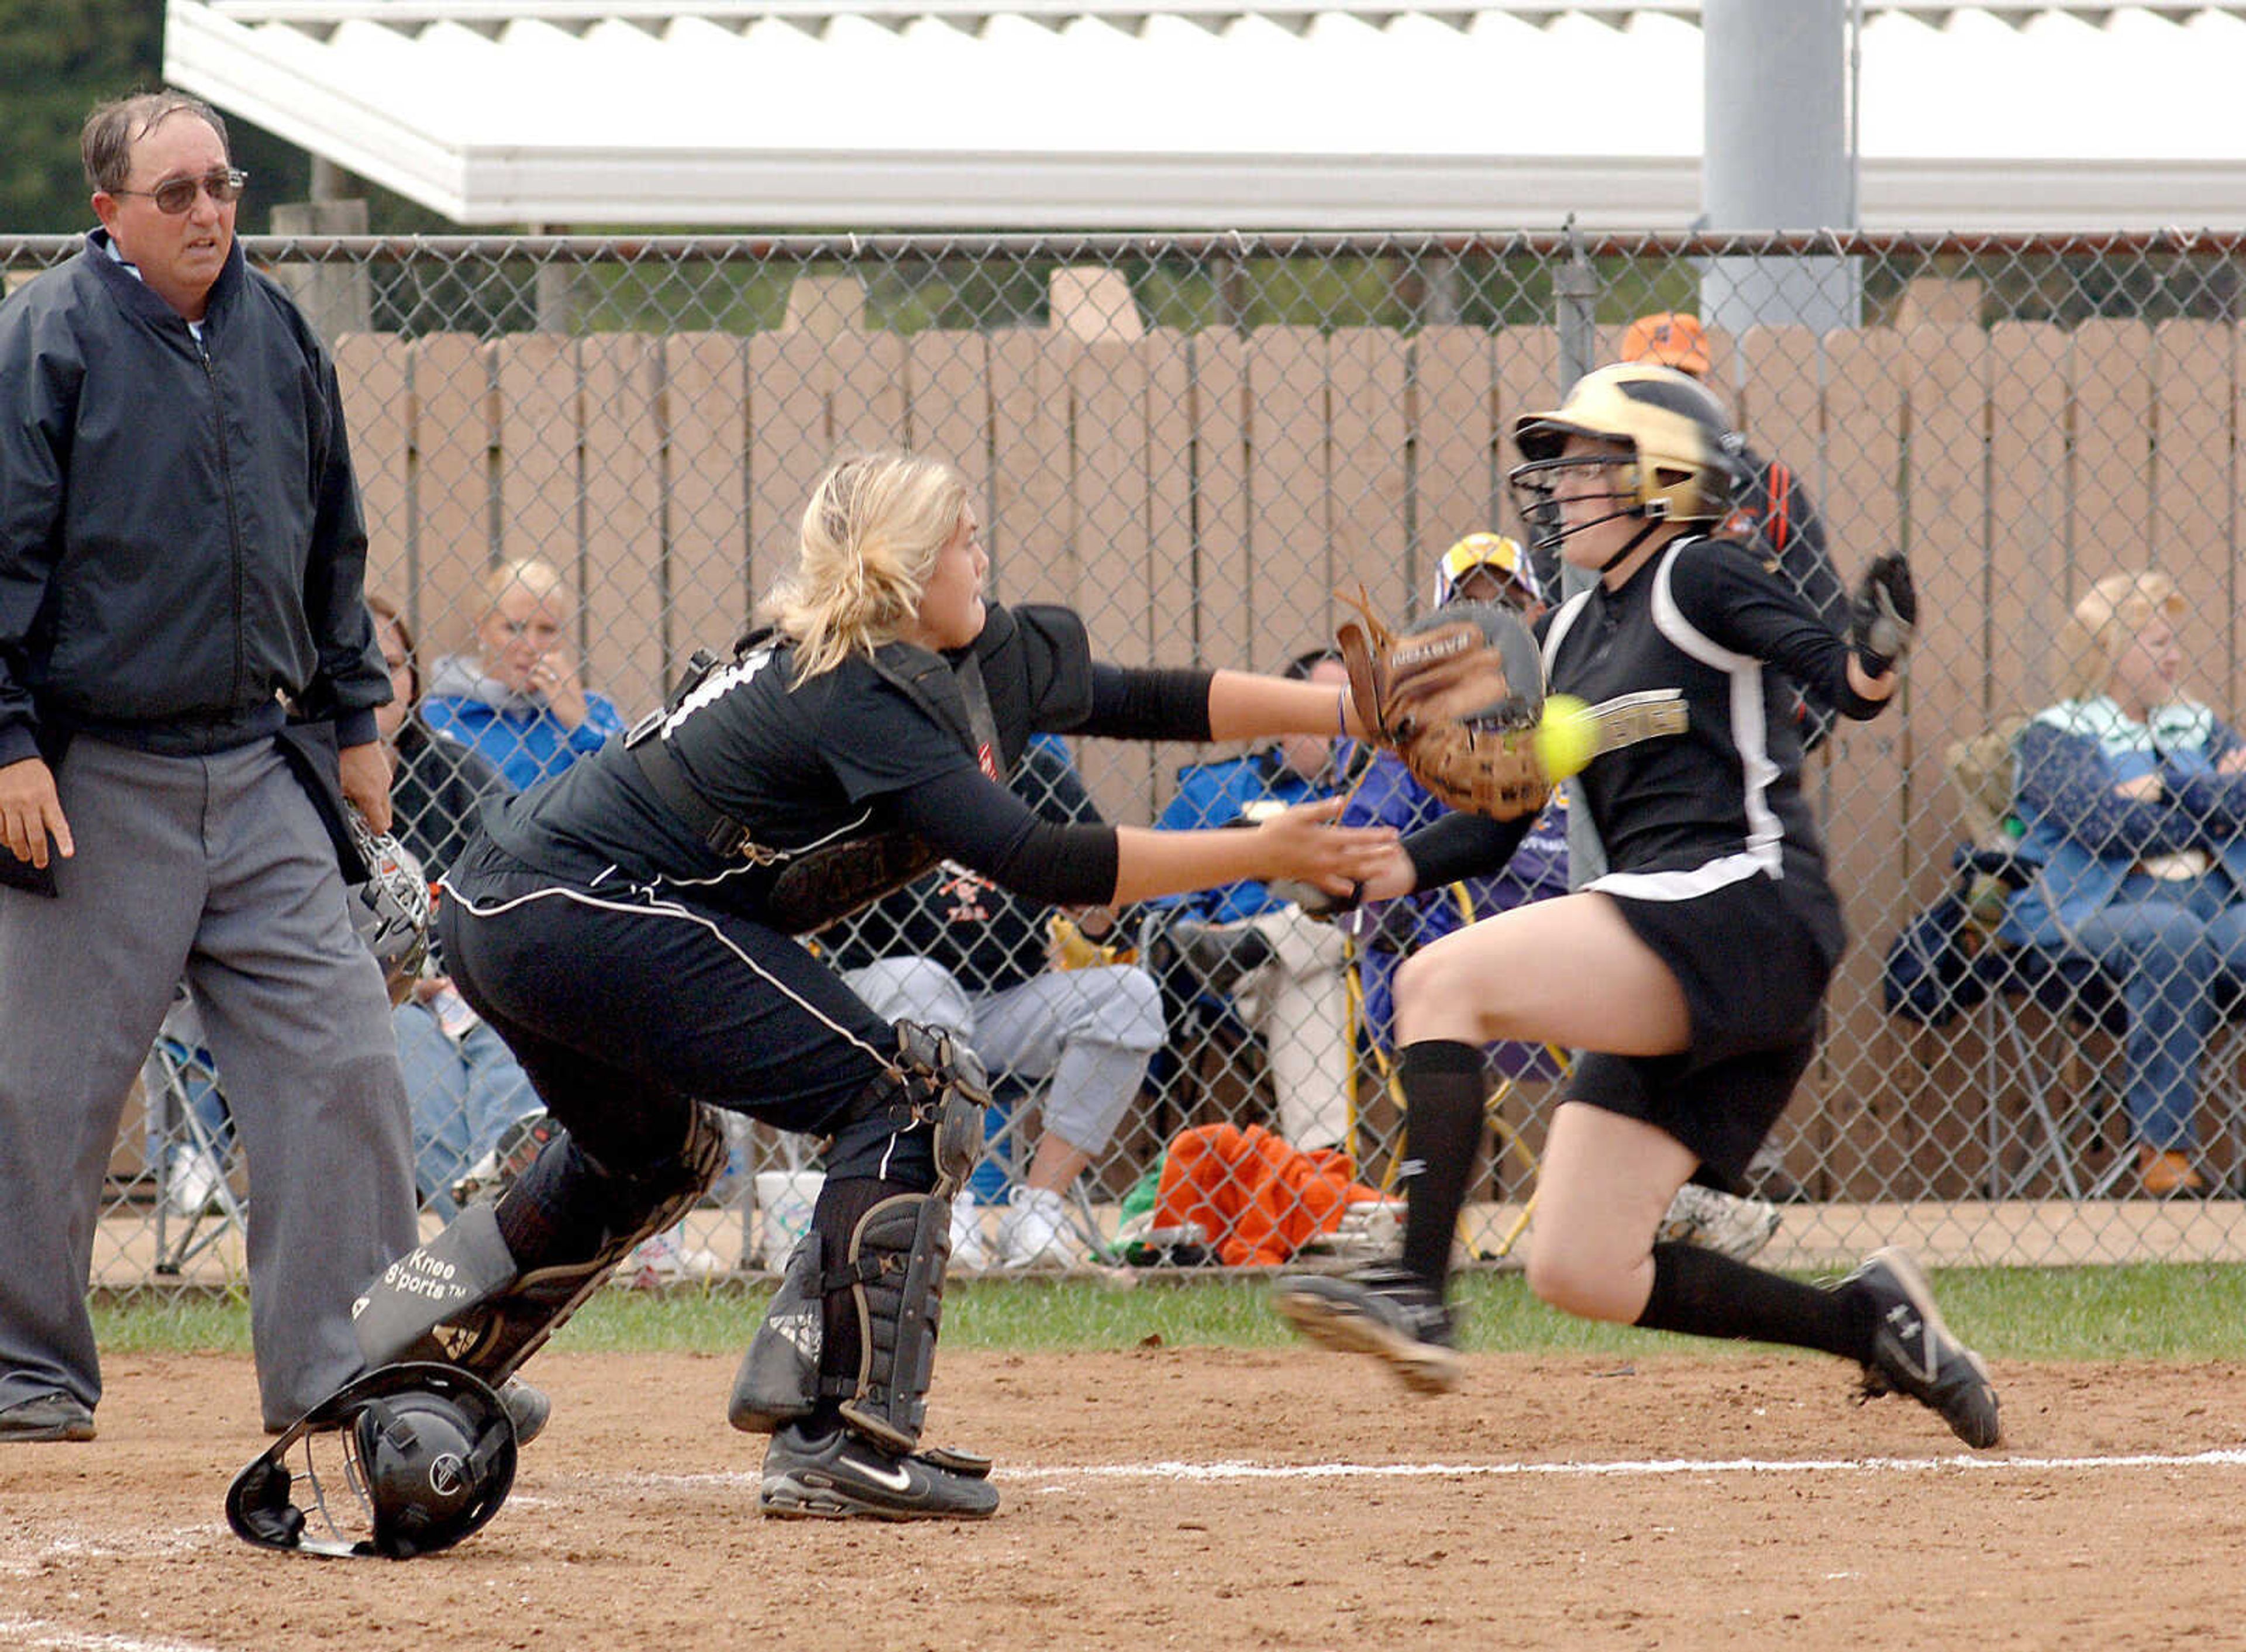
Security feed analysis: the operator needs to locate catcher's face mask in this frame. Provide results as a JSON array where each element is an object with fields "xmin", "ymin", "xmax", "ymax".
[
  {"xmin": 346, "ymin": 810, "xmax": 432, "ymax": 1006},
  {"xmin": 227, "ymin": 1362, "xmax": 518, "ymax": 1560}
]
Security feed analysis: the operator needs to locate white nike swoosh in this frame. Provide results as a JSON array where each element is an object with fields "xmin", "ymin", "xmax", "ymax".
[{"xmin": 844, "ymin": 1450, "xmax": 915, "ymax": 1494}]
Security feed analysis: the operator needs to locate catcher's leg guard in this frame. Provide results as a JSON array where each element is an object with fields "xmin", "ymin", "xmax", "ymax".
[
  {"xmin": 894, "ymin": 1019, "xmax": 988, "ymax": 1199},
  {"xmin": 729, "ymin": 1232, "xmax": 825, "ymax": 1434},
  {"xmin": 836, "ymin": 1191, "xmax": 951, "ymax": 1454},
  {"xmin": 354, "ymin": 1102, "xmax": 727, "ymax": 1384}
]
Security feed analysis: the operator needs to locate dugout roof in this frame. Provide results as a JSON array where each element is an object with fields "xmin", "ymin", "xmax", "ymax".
[{"xmin": 163, "ymin": 2, "xmax": 2246, "ymax": 229}]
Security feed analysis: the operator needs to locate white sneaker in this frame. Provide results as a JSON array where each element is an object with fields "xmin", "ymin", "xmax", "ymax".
[
  {"xmin": 1657, "ymin": 1183, "xmax": 1782, "ymax": 1263},
  {"xmin": 623, "ymin": 1225, "xmax": 728, "ymax": 1288},
  {"xmin": 948, "ymin": 1203, "xmax": 990, "ymax": 1274},
  {"xmin": 995, "ymin": 1187, "xmax": 1083, "ymax": 1272},
  {"xmin": 165, "ymin": 1145, "xmax": 226, "ymax": 1218},
  {"xmin": 1324, "ymin": 1199, "xmax": 1406, "ymax": 1261}
]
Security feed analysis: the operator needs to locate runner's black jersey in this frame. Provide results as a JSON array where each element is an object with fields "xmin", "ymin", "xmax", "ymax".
[
  {"xmin": 481, "ymin": 602, "xmax": 1204, "ymax": 921},
  {"xmin": 1539, "ymin": 534, "xmax": 1882, "ymax": 899}
]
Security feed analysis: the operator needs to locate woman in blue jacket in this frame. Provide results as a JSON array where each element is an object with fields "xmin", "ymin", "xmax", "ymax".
[{"xmin": 2004, "ymin": 570, "xmax": 2246, "ymax": 1196}]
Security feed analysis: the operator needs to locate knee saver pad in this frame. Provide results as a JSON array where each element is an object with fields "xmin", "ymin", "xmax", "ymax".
[
  {"xmin": 353, "ymin": 1104, "xmax": 728, "ymax": 1384},
  {"xmin": 836, "ymin": 1191, "xmax": 950, "ymax": 1454},
  {"xmin": 728, "ymin": 1233, "xmax": 824, "ymax": 1434},
  {"xmin": 352, "ymin": 1202, "xmax": 523, "ymax": 1372}
]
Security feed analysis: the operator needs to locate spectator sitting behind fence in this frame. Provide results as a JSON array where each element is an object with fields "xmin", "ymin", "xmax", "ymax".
[
  {"xmin": 368, "ymin": 593, "xmax": 542, "ymax": 1218},
  {"xmin": 2003, "ymin": 570, "xmax": 2246, "ymax": 1198},
  {"xmin": 0, "ymin": 90, "xmax": 421, "ymax": 1441},
  {"xmin": 1145, "ymin": 649, "xmax": 1358, "ymax": 1158},
  {"xmin": 827, "ymin": 736, "xmax": 1165, "ymax": 1271},
  {"xmin": 1341, "ymin": 532, "xmax": 1780, "ymax": 1263},
  {"xmin": 421, "ymin": 557, "xmax": 627, "ymax": 791}
]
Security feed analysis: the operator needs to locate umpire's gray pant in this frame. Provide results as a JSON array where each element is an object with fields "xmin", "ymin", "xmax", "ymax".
[{"xmin": 0, "ymin": 737, "xmax": 418, "ymax": 1429}]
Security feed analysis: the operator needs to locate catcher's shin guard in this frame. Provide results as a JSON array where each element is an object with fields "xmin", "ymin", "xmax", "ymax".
[
  {"xmin": 354, "ymin": 1103, "xmax": 728, "ymax": 1383},
  {"xmin": 729, "ymin": 1232, "xmax": 825, "ymax": 1434},
  {"xmin": 837, "ymin": 1191, "xmax": 952, "ymax": 1454}
]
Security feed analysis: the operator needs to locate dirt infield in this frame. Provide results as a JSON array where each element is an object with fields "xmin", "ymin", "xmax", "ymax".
[{"xmin": 8, "ymin": 1347, "xmax": 2246, "ymax": 1651}]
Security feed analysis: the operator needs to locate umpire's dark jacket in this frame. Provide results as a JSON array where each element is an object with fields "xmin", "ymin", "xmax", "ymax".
[{"xmin": 0, "ymin": 229, "xmax": 388, "ymax": 766}]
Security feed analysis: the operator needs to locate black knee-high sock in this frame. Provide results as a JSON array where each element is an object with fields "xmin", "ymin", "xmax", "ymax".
[
  {"xmin": 1635, "ymin": 1241, "xmax": 1875, "ymax": 1361},
  {"xmin": 808, "ymin": 1174, "xmax": 921, "ymax": 1429},
  {"xmin": 1396, "ymin": 1040, "xmax": 1489, "ymax": 1290}
]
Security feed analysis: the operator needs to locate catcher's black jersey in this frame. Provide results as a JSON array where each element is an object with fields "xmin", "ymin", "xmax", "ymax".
[
  {"xmin": 482, "ymin": 602, "xmax": 1104, "ymax": 915},
  {"xmin": 1539, "ymin": 534, "xmax": 1875, "ymax": 899}
]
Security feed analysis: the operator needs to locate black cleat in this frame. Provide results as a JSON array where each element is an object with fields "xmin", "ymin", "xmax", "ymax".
[
  {"xmin": 1848, "ymin": 1247, "xmax": 2001, "ymax": 1449},
  {"xmin": 0, "ymin": 1391, "xmax": 95, "ymax": 1443},
  {"xmin": 759, "ymin": 1423, "xmax": 1000, "ymax": 1521},
  {"xmin": 1274, "ymin": 1264, "xmax": 1460, "ymax": 1395}
]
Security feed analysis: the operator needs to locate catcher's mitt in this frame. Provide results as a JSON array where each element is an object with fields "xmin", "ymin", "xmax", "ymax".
[
  {"xmin": 1336, "ymin": 591, "xmax": 1542, "ymax": 744},
  {"xmin": 1336, "ymin": 594, "xmax": 1551, "ymax": 818},
  {"xmin": 1401, "ymin": 711, "xmax": 1551, "ymax": 819}
]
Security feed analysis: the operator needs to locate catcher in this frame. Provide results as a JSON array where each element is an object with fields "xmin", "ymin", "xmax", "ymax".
[
  {"xmin": 1277, "ymin": 361, "xmax": 2001, "ymax": 1451},
  {"xmin": 342, "ymin": 449, "xmax": 1404, "ymax": 1525}
]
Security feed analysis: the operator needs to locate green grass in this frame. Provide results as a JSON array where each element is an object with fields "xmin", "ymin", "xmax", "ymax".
[{"xmin": 89, "ymin": 1263, "xmax": 2246, "ymax": 1362}]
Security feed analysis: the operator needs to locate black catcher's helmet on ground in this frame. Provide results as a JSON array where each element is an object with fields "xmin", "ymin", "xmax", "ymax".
[
  {"xmin": 227, "ymin": 1363, "xmax": 518, "ymax": 1560},
  {"xmin": 1507, "ymin": 361, "xmax": 1738, "ymax": 564}
]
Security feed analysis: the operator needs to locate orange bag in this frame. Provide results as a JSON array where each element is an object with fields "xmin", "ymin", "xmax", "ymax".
[{"xmin": 1151, "ymin": 1122, "xmax": 1389, "ymax": 1267}]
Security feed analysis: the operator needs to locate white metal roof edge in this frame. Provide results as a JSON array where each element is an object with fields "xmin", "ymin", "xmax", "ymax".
[
  {"xmin": 196, "ymin": 1, "xmax": 2246, "ymax": 29},
  {"xmin": 419, "ymin": 152, "xmax": 2246, "ymax": 230},
  {"xmin": 168, "ymin": 2, "xmax": 474, "ymax": 216}
]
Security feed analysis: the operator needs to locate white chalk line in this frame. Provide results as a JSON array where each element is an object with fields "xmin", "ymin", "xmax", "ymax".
[
  {"xmin": 573, "ymin": 1444, "xmax": 2246, "ymax": 1493},
  {"xmin": 0, "ymin": 1616, "xmax": 221, "ymax": 1652}
]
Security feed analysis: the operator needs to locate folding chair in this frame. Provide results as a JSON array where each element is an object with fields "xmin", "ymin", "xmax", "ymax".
[
  {"xmin": 141, "ymin": 1029, "xmax": 249, "ymax": 1277},
  {"xmin": 1941, "ymin": 721, "xmax": 2135, "ymax": 1199}
]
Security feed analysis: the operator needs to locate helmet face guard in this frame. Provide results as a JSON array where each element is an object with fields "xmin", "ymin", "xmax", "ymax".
[
  {"xmin": 1506, "ymin": 363, "xmax": 1737, "ymax": 564},
  {"xmin": 346, "ymin": 811, "xmax": 432, "ymax": 1005},
  {"xmin": 226, "ymin": 1362, "xmax": 518, "ymax": 1560}
]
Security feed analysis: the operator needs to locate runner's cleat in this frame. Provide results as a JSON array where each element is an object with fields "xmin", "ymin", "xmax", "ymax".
[
  {"xmin": 758, "ymin": 1422, "xmax": 1000, "ymax": 1520},
  {"xmin": 1273, "ymin": 1264, "xmax": 1461, "ymax": 1395},
  {"xmin": 1848, "ymin": 1247, "xmax": 2001, "ymax": 1449}
]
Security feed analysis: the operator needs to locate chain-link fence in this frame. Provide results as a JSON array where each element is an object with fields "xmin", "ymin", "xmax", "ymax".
[{"xmin": 13, "ymin": 225, "xmax": 2246, "ymax": 1296}]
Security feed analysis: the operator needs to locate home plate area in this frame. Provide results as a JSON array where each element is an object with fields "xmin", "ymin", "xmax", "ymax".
[{"xmin": 8, "ymin": 1349, "xmax": 2245, "ymax": 1651}]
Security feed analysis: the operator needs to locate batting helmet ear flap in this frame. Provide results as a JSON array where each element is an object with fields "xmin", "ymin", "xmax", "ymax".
[{"xmin": 227, "ymin": 1362, "xmax": 518, "ymax": 1560}]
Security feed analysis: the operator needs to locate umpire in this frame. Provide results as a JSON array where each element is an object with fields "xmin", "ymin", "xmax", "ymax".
[{"xmin": 0, "ymin": 91, "xmax": 420, "ymax": 1440}]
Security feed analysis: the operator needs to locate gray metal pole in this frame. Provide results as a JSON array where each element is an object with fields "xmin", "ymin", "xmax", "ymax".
[
  {"xmin": 1701, "ymin": 0, "xmax": 1859, "ymax": 339},
  {"xmin": 1552, "ymin": 225, "xmax": 1606, "ymax": 885}
]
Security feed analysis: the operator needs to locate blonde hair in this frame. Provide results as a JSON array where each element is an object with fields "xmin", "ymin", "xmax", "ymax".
[
  {"xmin": 483, "ymin": 557, "xmax": 572, "ymax": 616},
  {"xmin": 2052, "ymin": 570, "xmax": 2185, "ymax": 700},
  {"xmin": 759, "ymin": 451, "xmax": 970, "ymax": 680}
]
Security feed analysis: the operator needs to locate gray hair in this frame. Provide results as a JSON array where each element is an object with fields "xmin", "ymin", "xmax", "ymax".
[{"xmin": 82, "ymin": 91, "xmax": 229, "ymax": 195}]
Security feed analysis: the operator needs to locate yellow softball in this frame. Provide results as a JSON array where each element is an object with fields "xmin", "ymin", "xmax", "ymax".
[{"xmin": 1532, "ymin": 694, "xmax": 1600, "ymax": 780}]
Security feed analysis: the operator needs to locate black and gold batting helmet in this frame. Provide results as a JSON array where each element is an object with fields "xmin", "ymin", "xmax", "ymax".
[{"xmin": 1507, "ymin": 362, "xmax": 1737, "ymax": 558}]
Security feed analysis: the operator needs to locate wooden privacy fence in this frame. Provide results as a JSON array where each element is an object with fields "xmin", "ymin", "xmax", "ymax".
[{"xmin": 335, "ymin": 308, "xmax": 2246, "ymax": 1201}]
